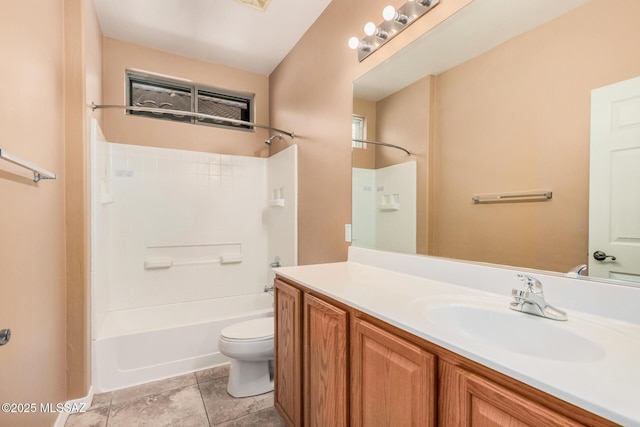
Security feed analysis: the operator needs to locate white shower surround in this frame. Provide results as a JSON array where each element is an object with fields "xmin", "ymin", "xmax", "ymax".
[
  {"xmin": 352, "ymin": 161, "xmax": 417, "ymax": 253},
  {"xmin": 90, "ymin": 119, "xmax": 297, "ymax": 390}
]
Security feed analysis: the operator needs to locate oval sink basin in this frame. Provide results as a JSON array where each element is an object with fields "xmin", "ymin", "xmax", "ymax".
[{"xmin": 427, "ymin": 303, "xmax": 605, "ymax": 362}]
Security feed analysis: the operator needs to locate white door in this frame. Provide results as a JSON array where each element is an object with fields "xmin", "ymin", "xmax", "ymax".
[{"xmin": 589, "ymin": 76, "xmax": 640, "ymax": 284}]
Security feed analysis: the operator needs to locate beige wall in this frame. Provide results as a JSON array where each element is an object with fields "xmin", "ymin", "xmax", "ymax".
[
  {"xmin": 0, "ymin": 1, "xmax": 66, "ymax": 426},
  {"xmin": 431, "ymin": 0, "xmax": 640, "ymax": 273},
  {"xmin": 269, "ymin": 0, "xmax": 472, "ymax": 264},
  {"xmin": 64, "ymin": 0, "xmax": 104, "ymax": 400},
  {"xmin": 352, "ymin": 98, "xmax": 376, "ymax": 169},
  {"xmin": 103, "ymin": 38, "xmax": 271, "ymax": 157},
  {"xmin": 1, "ymin": 1, "xmax": 102, "ymax": 421}
]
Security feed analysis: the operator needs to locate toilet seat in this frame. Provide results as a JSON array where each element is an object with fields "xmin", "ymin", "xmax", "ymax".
[{"xmin": 220, "ymin": 317, "xmax": 273, "ymax": 342}]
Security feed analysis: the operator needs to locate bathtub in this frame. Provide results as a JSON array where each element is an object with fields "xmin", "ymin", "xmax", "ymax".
[{"xmin": 92, "ymin": 293, "xmax": 274, "ymax": 392}]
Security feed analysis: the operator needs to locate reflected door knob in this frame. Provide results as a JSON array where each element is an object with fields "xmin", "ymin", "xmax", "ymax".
[
  {"xmin": 593, "ymin": 251, "xmax": 616, "ymax": 261},
  {"xmin": 0, "ymin": 329, "xmax": 10, "ymax": 346}
]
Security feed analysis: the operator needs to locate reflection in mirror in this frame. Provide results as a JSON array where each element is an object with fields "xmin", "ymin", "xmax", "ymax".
[{"xmin": 352, "ymin": 0, "xmax": 640, "ymax": 286}]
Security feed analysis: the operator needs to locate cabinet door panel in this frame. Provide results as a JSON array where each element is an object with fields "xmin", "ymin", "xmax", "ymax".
[
  {"xmin": 274, "ymin": 279, "xmax": 302, "ymax": 426},
  {"xmin": 304, "ymin": 294, "xmax": 348, "ymax": 427},
  {"xmin": 351, "ymin": 319, "xmax": 436, "ymax": 427},
  {"xmin": 439, "ymin": 362, "xmax": 582, "ymax": 427}
]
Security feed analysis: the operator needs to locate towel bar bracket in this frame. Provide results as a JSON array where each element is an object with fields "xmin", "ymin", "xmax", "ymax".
[
  {"xmin": 34, "ymin": 173, "xmax": 56, "ymax": 183},
  {"xmin": 0, "ymin": 148, "xmax": 57, "ymax": 182}
]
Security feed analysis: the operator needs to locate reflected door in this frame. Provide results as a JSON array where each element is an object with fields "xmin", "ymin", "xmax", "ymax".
[{"xmin": 589, "ymin": 76, "xmax": 640, "ymax": 284}]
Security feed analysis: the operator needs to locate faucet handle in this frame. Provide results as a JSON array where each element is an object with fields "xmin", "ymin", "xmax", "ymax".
[
  {"xmin": 270, "ymin": 256, "xmax": 281, "ymax": 268},
  {"xmin": 517, "ymin": 274, "xmax": 543, "ymax": 294},
  {"xmin": 511, "ymin": 288, "xmax": 529, "ymax": 300}
]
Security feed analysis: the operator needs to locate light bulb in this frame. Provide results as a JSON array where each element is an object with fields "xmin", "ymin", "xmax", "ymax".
[
  {"xmin": 348, "ymin": 37, "xmax": 360, "ymax": 50},
  {"xmin": 383, "ymin": 5, "xmax": 408, "ymax": 24},
  {"xmin": 382, "ymin": 5, "xmax": 396, "ymax": 21},
  {"xmin": 348, "ymin": 38, "xmax": 372, "ymax": 52},
  {"xmin": 364, "ymin": 22, "xmax": 377, "ymax": 36}
]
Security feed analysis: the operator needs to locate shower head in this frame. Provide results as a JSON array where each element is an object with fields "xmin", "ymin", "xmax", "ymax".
[{"xmin": 264, "ymin": 134, "xmax": 283, "ymax": 145}]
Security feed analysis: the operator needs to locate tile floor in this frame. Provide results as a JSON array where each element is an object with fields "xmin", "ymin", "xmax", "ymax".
[{"xmin": 65, "ymin": 365, "xmax": 285, "ymax": 427}]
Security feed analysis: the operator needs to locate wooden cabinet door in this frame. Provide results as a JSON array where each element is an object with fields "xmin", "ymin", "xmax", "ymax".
[
  {"xmin": 274, "ymin": 279, "xmax": 302, "ymax": 427},
  {"xmin": 351, "ymin": 319, "xmax": 436, "ymax": 427},
  {"xmin": 303, "ymin": 293, "xmax": 349, "ymax": 427},
  {"xmin": 439, "ymin": 362, "xmax": 582, "ymax": 427}
]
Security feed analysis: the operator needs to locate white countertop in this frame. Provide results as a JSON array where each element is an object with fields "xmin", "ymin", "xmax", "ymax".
[{"xmin": 274, "ymin": 254, "xmax": 640, "ymax": 426}]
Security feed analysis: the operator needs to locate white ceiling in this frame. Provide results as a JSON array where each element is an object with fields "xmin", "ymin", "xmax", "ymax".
[{"xmin": 93, "ymin": 0, "xmax": 333, "ymax": 75}]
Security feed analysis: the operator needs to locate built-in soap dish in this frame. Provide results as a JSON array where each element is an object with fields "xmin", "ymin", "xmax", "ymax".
[
  {"xmin": 101, "ymin": 194, "xmax": 114, "ymax": 205},
  {"xmin": 380, "ymin": 194, "xmax": 400, "ymax": 211},
  {"xmin": 269, "ymin": 187, "xmax": 285, "ymax": 207},
  {"xmin": 380, "ymin": 203, "xmax": 400, "ymax": 211}
]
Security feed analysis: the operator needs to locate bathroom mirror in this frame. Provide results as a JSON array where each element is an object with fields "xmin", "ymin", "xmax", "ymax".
[{"xmin": 352, "ymin": 0, "xmax": 640, "ymax": 286}]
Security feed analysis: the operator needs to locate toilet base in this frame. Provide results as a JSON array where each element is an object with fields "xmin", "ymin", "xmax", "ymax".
[{"xmin": 227, "ymin": 359, "xmax": 274, "ymax": 398}]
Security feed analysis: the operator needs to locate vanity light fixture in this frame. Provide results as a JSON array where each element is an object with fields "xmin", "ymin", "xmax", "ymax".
[{"xmin": 348, "ymin": 0, "xmax": 439, "ymax": 61}]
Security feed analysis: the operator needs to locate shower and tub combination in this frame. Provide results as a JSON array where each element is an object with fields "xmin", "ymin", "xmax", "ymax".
[{"xmin": 90, "ymin": 119, "xmax": 297, "ymax": 392}]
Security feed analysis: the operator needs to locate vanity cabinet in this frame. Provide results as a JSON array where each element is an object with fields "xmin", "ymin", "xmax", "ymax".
[
  {"xmin": 351, "ymin": 318, "xmax": 436, "ymax": 426},
  {"xmin": 274, "ymin": 279, "xmax": 302, "ymax": 427},
  {"xmin": 439, "ymin": 362, "xmax": 582, "ymax": 426},
  {"xmin": 303, "ymin": 293, "xmax": 348, "ymax": 426},
  {"xmin": 274, "ymin": 276, "xmax": 616, "ymax": 427},
  {"xmin": 274, "ymin": 278, "xmax": 348, "ymax": 427}
]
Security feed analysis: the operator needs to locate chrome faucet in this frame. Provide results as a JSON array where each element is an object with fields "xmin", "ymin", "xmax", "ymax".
[
  {"xmin": 264, "ymin": 256, "xmax": 281, "ymax": 294},
  {"xmin": 270, "ymin": 256, "xmax": 281, "ymax": 268},
  {"xmin": 568, "ymin": 264, "xmax": 588, "ymax": 277},
  {"xmin": 510, "ymin": 274, "xmax": 567, "ymax": 321}
]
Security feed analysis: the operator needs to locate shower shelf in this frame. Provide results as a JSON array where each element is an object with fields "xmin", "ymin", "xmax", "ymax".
[
  {"xmin": 380, "ymin": 203, "xmax": 400, "ymax": 211},
  {"xmin": 101, "ymin": 193, "xmax": 114, "ymax": 205}
]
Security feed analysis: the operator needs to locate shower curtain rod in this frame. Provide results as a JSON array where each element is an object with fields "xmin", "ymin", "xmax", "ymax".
[
  {"xmin": 352, "ymin": 139, "xmax": 412, "ymax": 156},
  {"xmin": 90, "ymin": 103, "xmax": 295, "ymax": 139}
]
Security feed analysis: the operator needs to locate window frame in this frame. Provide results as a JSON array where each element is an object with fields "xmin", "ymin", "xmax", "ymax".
[
  {"xmin": 352, "ymin": 115, "xmax": 367, "ymax": 149},
  {"xmin": 126, "ymin": 70, "xmax": 256, "ymax": 132}
]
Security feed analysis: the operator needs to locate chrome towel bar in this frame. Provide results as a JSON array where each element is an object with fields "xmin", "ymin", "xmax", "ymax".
[
  {"xmin": 472, "ymin": 190, "xmax": 552, "ymax": 204},
  {"xmin": 0, "ymin": 148, "xmax": 57, "ymax": 182}
]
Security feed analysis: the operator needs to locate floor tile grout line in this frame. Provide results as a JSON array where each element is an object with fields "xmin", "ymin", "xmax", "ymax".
[
  {"xmin": 197, "ymin": 379, "xmax": 214, "ymax": 427},
  {"xmin": 104, "ymin": 395, "xmax": 113, "ymax": 427}
]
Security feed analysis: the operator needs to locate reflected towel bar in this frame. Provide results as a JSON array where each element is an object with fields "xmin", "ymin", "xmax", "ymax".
[
  {"xmin": 90, "ymin": 103, "xmax": 295, "ymax": 139},
  {"xmin": 472, "ymin": 191, "xmax": 552, "ymax": 204},
  {"xmin": 0, "ymin": 148, "xmax": 57, "ymax": 182},
  {"xmin": 352, "ymin": 139, "xmax": 411, "ymax": 156}
]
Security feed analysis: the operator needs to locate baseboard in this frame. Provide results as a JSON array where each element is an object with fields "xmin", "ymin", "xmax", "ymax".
[{"xmin": 53, "ymin": 386, "xmax": 94, "ymax": 427}]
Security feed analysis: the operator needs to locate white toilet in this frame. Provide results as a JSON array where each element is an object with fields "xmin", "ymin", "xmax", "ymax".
[{"xmin": 218, "ymin": 316, "xmax": 275, "ymax": 398}]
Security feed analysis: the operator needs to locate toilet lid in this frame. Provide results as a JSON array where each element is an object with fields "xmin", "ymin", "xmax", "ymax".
[{"xmin": 221, "ymin": 317, "xmax": 274, "ymax": 341}]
